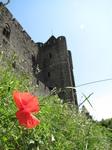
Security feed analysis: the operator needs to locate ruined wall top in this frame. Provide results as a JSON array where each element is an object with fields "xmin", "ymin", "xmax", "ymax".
[{"xmin": 0, "ymin": 2, "xmax": 36, "ymax": 46}]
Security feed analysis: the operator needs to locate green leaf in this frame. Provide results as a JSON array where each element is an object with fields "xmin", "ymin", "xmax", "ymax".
[
  {"xmin": 79, "ymin": 93, "xmax": 95, "ymax": 111},
  {"xmin": 3, "ymin": 136, "xmax": 7, "ymax": 142}
]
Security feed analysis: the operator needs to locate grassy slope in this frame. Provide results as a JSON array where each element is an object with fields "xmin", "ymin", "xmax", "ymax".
[{"xmin": 0, "ymin": 58, "xmax": 112, "ymax": 150}]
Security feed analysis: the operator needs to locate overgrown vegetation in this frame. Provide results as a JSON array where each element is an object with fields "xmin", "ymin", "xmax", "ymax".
[
  {"xmin": 99, "ymin": 118, "xmax": 112, "ymax": 131},
  {"xmin": 0, "ymin": 55, "xmax": 112, "ymax": 149},
  {"xmin": 97, "ymin": 118, "xmax": 112, "ymax": 149}
]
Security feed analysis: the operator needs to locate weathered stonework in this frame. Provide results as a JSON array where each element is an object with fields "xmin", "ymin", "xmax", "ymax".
[
  {"xmin": 0, "ymin": 2, "xmax": 78, "ymax": 106},
  {"xmin": 0, "ymin": 2, "xmax": 38, "ymax": 74}
]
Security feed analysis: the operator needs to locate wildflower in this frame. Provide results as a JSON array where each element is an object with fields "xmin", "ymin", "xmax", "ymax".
[
  {"xmin": 13, "ymin": 90, "xmax": 40, "ymax": 128},
  {"xmin": 61, "ymin": 104, "xmax": 63, "ymax": 108},
  {"xmin": 51, "ymin": 134, "xmax": 55, "ymax": 142}
]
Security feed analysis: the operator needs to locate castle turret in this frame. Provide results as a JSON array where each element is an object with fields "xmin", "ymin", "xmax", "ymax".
[{"xmin": 36, "ymin": 35, "xmax": 77, "ymax": 105}]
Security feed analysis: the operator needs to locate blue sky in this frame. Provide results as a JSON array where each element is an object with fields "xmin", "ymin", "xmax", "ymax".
[{"xmin": 1, "ymin": 0, "xmax": 112, "ymax": 121}]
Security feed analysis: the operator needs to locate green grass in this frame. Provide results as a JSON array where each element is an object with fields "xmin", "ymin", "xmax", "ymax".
[{"xmin": 0, "ymin": 56, "xmax": 112, "ymax": 150}]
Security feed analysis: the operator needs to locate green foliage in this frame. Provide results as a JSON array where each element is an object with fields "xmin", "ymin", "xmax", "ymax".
[
  {"xmin": 98, "ymin": 118, "xmax": 112, "ymax": 149},
  {"xmin": 0, "ymin": 58, "xmax": 111, "ymax": 149},
  {"xmin": 99, "ymin": 118, "xmax": 112, "ymax": 130}
]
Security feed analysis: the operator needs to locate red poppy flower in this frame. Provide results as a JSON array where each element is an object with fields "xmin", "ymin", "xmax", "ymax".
[{"xmin": 13, "ymin": 90, "xmax": 40, "ymax": 128}]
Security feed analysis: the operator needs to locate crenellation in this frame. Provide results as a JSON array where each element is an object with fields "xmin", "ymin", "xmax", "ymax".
[
  {"xmin": 31, "ymin": 40, "xmax": 36, "ymax": 46},
  {"xmin": 0, "ymin": 2, "xmax": 3, "ymax": 7},
  {"xmin": 22, "ymin": 30, "xmax": 31, "ymax": 41},
  {"xmin": 12, "ymin": 18, "xmax": 23, "ymax": 31},
  {"xmin": 36, "ymin": 42, "xmax": 43, "ymax": 48},
  {"xmin": 12, "ymin": 18, "xmax": 18, "ymax": 26},
  {"xmin": 57, "ymin": 36, "xmax": 66, "ymax": 42},
  {"xmin": 2, "ymin": 8, "xmax": 13, "ymax": 20}
]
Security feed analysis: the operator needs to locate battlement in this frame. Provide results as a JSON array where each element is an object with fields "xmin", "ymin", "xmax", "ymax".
[
  {"xmin": 42, "ymin": 36, "xmax": 66, "ymax": 48},
  {"xmin": 0, "ymin": 2, "xmax": 3, "ymax": 7},
  {"xmin": 0, "ymin": 2, "xmax": 12, "ymax": 19},
  {"xmin": 0, "ymin": 2, "xmax": 35, "ymax": 46},
  {"xmin": 57, "ymin": 36, "xmax": 66, "ymax": 41},
  {"xmin": 36, "ymin": 42, "xmax": 43, "ymax": 48},
  {"xmin": 12, "ymin": 18, "xmax": 23, "ymax": 31}
]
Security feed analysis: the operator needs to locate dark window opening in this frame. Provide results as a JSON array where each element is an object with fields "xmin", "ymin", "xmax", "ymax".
[
  {"xmin": 50, "ymin": 53, "xmax": 52, "ymax": 58},
  {"xmin": 3, "ymin": 23, "xmax": 11, "ymax": 39},
  {"xmin": 32, "ymin": 55, "xmax": 35, "ymax": 65},
  {"xmin": 37, "ymin": 80, "xmax": 39, "ymax": 85},
  {"xmin": 48, "ymin": 72, "xmax": 50, "ymax": 77}
]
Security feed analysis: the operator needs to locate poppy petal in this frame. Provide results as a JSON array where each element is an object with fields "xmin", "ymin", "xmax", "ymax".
[
  {"xmin": 13, "ymin": 90, "xmax": 23, "ymax": 109},
  {"xmin": 13, "ymin": 90, "xmax": 39, "ymax": 113},
  {"xmin": 20, "ymin": 92, "xmax": 39, "ymax": 113},
  {"xmin": 16, "ymin": 110, "xmax": 40, "ymax": 128}
]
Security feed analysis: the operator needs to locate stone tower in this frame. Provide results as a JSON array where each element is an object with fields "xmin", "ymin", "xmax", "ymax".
[{"xmin": 36, "ymin": 36, "xmax": 77, "ymax": 105}]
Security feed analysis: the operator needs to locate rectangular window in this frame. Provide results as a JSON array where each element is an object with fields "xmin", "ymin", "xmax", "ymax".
[
  {"xmin": 50, "ymin": 53, "xmax": 52, "ymax": 58},
  {"xmin": 48, "ymin": 72, "xmax": 50, "ymax": 77},
  {"xmin": 3, "ymin": 23, "xmax": 11, "ymax": 39},
  {"xmin": 3, "ymin": 28, "xmax": 10, "ymax": 39}
]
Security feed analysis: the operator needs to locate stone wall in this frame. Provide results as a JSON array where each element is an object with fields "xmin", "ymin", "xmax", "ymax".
[
  {"xmin": 0, "ymin": 2, "xmax": 50, "ymax": 97},
  {"xmin": 0, "ymin": 2, "xmax": 38, "ymax": 74}
]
